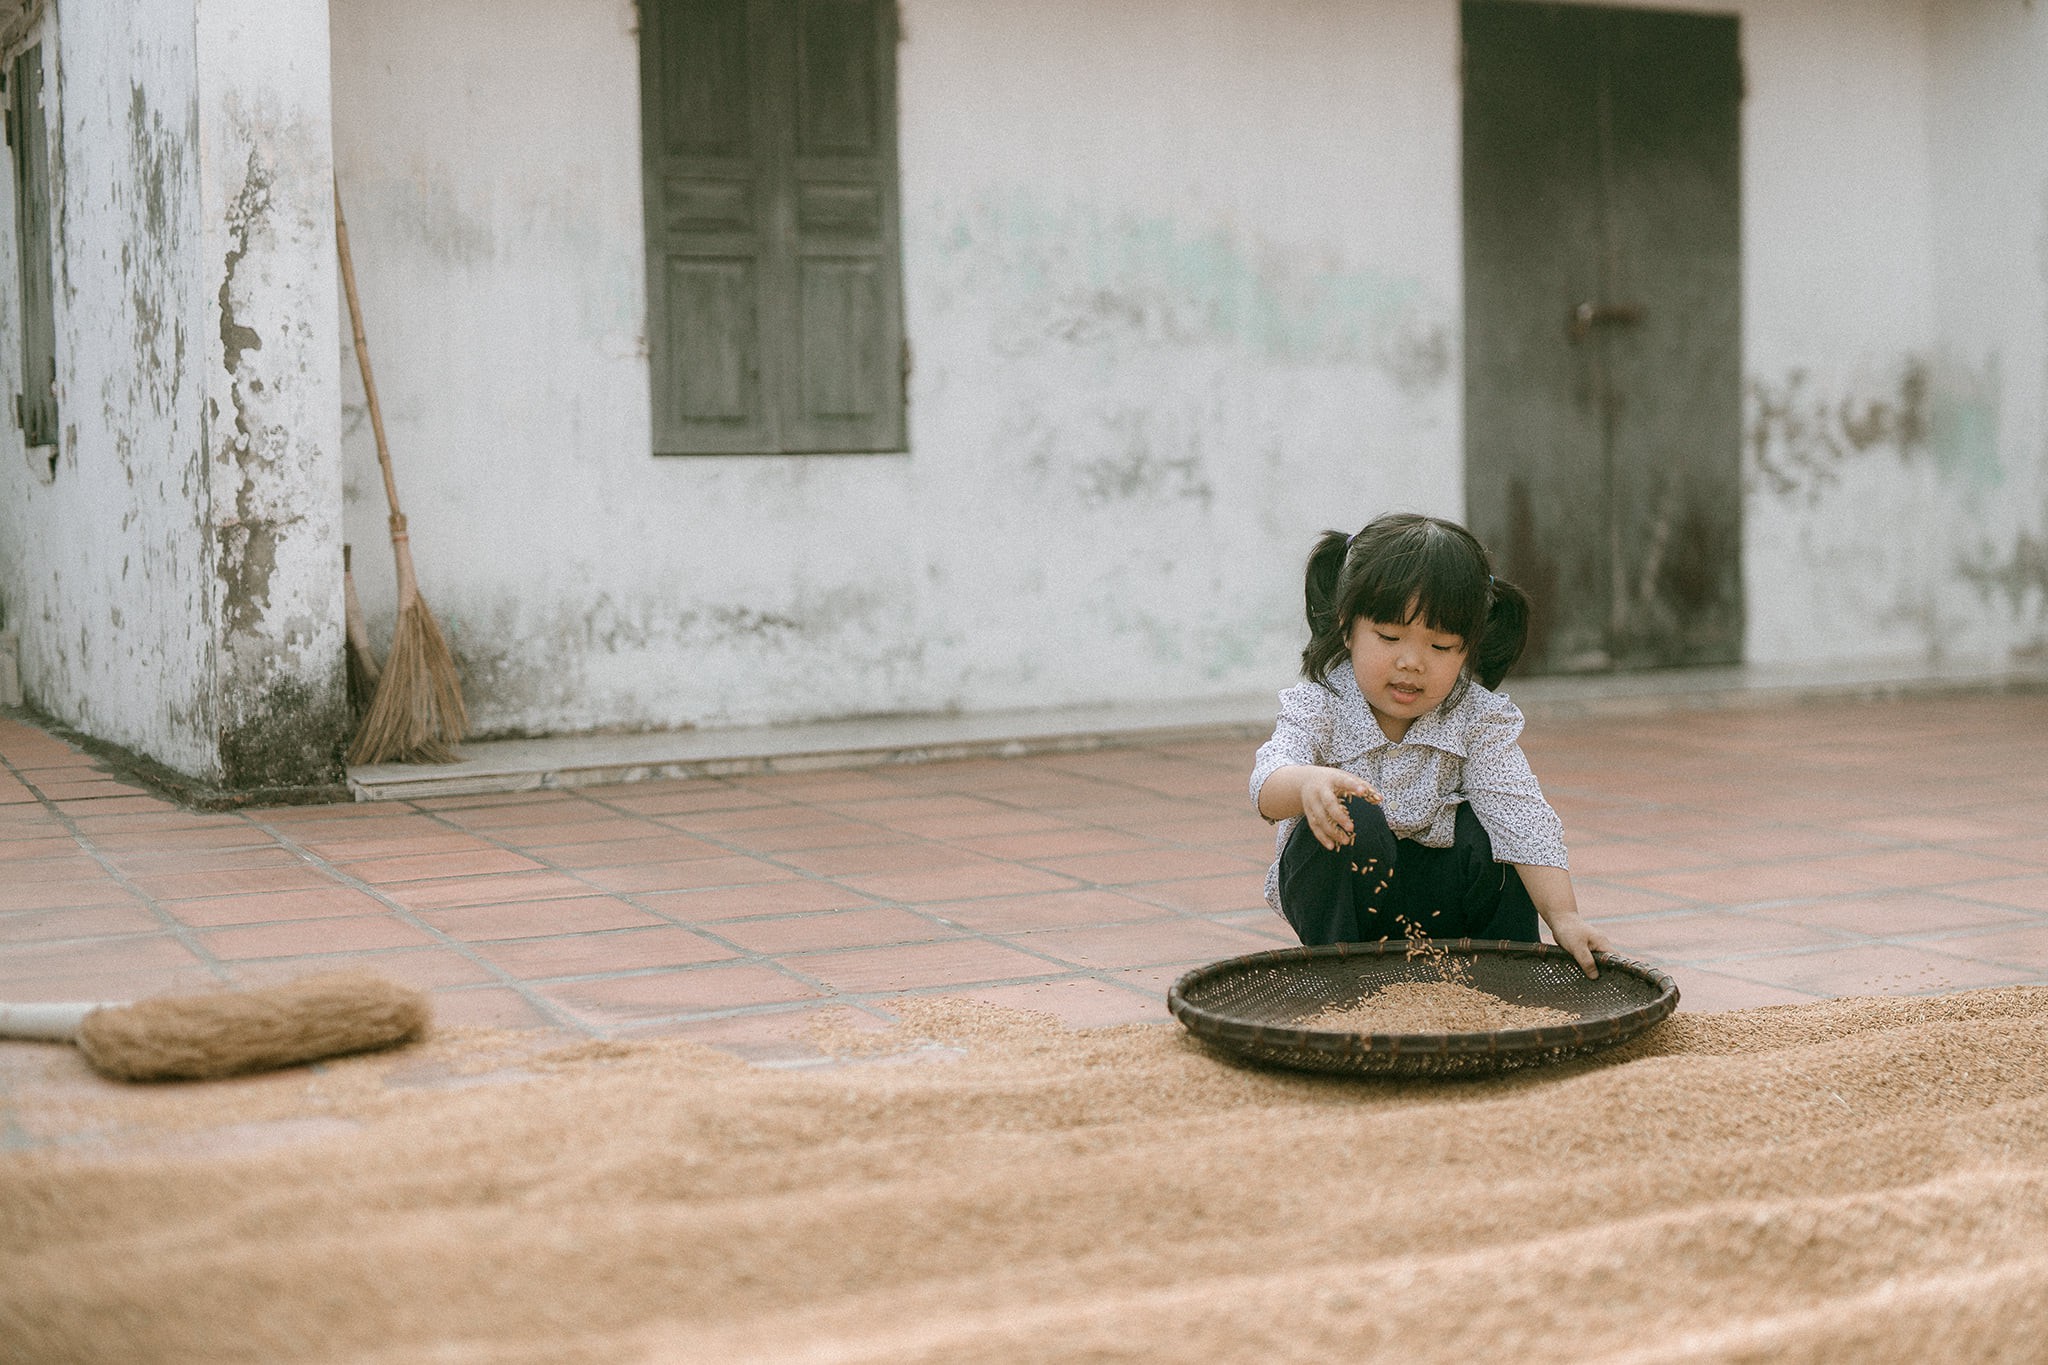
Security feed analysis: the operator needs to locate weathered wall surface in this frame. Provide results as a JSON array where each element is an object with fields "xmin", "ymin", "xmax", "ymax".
[
  {"xmin": 1925, "ymin": 0, "xmax": 2048, "ymax": 663},
  {"xmin": 328, "ymin": 0, "xmax": 1462, "ymax": 736},
  {"xmin": 0, "ymin": 1, "xmax": 217, "ymax": 774},
  {"xmin": 321, "ymin": 0, "xmax": 2042, "ymax": 742},
  {"xmin": 1737, "ymin": 0, "xmax": 2046, "ymax": 668},
  {"xmin": 194, "ymin": 0, "xmax": 348, "ymax": 787},
  {"xmin": 0, "ymin": 0, "xmax": 345, "ymax": 788}
]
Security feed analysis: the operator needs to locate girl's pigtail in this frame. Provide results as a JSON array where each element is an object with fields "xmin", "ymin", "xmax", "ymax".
[
  {"xmin": 1299, "ymin": 529, "xmax": 1354, "ymax": 684},
  {"xmin": 1474, "ymin": 576, "xmax": 1531, "ymax": 690}
]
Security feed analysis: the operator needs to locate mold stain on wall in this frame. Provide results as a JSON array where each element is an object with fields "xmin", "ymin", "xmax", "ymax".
[{"xmin": 932, "ymin": 196, "xmax": 1450, "ymax": 391}]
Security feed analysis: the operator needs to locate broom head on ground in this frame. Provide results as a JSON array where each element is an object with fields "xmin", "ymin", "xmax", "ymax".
[{"xmin": 0, "ymin": 971, "xmax": 431, "ymax": 1082}]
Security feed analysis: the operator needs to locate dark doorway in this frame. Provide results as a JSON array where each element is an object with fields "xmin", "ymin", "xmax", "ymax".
[{"xmin": 1462, "ymin": 1, "xmax": 1742, "ymax": 673}]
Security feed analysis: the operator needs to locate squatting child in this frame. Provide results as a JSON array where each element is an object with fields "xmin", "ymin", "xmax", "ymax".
[{"xmin": 1249, "ymin": 512, "xmax": 1612, "ymax": 976}]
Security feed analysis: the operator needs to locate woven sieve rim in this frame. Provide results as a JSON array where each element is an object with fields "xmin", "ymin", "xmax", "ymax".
[{"xmin": 1167, "ymin": 939, "xmax": 1679, "ymax": 1065}]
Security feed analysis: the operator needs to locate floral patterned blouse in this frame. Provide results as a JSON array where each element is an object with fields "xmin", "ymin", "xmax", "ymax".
[{"xmin": 1249, "ymin": 668, "xmax": 1569, "ymax": 912}]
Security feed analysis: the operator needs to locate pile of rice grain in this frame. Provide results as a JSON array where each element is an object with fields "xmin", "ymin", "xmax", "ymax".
[
  {"xmin": 1304, "ymin": 980, "xmax": 1574, "ymax": 1033},
  {"xmin": 6, "ymin": 988, "xmax": 2048, "ymax": 1364}
]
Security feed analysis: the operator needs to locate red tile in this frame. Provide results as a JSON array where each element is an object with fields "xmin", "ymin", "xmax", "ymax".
[
  {"xmin": 469, "ymin": 926, "xmax": 737, "ymax": 978},
  {"xmin": 953, "ymin": 827, "xmax": 1157, "ymax": 861},
  {"xmin": 333, "ymin": 849, "xmax": 547, "ymax": 884},
  {"xmin": 573, "ymin": 857, "xmax": 796, "ymax": 894},
  {"xmin": 1011, "ymin": 919, "xmax": 1279, "ymax": 971},
  {"xmin": 1922, "ymin": 925, "xmax": 2048, "ymax": 974},
  {"xmin": 1122, "ymin": 875, "xmax": 1270, "ymax": 914},
  {"xmin": 1627, "ymin": 860, "xmax": 1883, "ymax": 906},
  {"xmin": 541, "ymin": 964, "xmax": 822, "ymax": 1023},
  {"xmin": 0, "ymin": 903, "xmax": 164, "ymax": 944},
  {"xmin": 202, "ymin": 915, "xmax": 437, "ymax": 961},
  {"xmin": 774, "ymin": 841, "xmax": 972, "ymax": 877},
  {"xmin": 1748, "ymin": 893, "xmax": 2035, "ymax": 938},
  {"xmin": 0, "ymin": 933, "xmax": 206, "ymax": 981},
  {"xmin": 1, "ymin": 855, "xmax": 115, "ymax": 885},
  {"xmin": 1729, "ymin": 944, "xmax": 2029, "ymax": 997},
  {"xmin": 426, "ymin": 987, "xmax": 558, "ymax": 1030},
  {"xmin": 711, "ymin": 907, "xmax": 959, "ymax": 954},
  {"xmin": 380, "ymin": 870, "xmax": 604, "ymax": 911},
  {"xmin": 537, "ymin": 835, "xmax": 734, "ymax": 869},
  {"xmin": 1603, "ymin": 911, "xmax": 1842, "ymax": 962},
  {"xmin": 131, "ymin": 865, "xmax": 347, "ymax": 901},
  {"xmin": 922, "ymin": 889, "xmax": 1179, "ymax": 934},
  {"xmin": 1027, "ymin": 847, "xmax": 1257, "ymax": 885},
  {"xmin": 0, "ymin": 838, "xmax": 79, "ymax": 861},
  {"xmin": 225, "ymin": 947, "xmax": 499, "ymax": 990},
  {"xmin": 639, "ymin": 881, "xmax": 879, "ymax": 923},
  {"xmin": 1661, "ymin": 965, "xmax": 1821, "ymax": 1013},
  {"xmin": 0, "ymin": 964, "xmax": 220, "ymax": 1003},
  {"xmin": 938, "ymin": 978, "xmax": 1167, "ymax": 1028},
  {"xmin": 796, "ymin": 939, "xmax": 1062, "ymax": 993},
  {"xmin": 833, "ymin": 861, "xmax": 1081, "ymax": 905},
  {"xmin": 0, "ymin": 877, "xmax": 138, "ymax": 914},
  {"xmin": 1567, "ymin": 841, "xmax": 1730, "ymax": 877},
  {"xmin": 165, "ymin": 887, "xmax": 396, "ymax": 928},
  {"xmin": 1797, "ymin": 847, "xmax": 2038, "ymax": 890},
  {"xmin": 1941, "ymin": 874, "xmax": 2048, "ymax": 914},
  {"xmin": 420, "ymin": 897, "xmax": 664, "ymax": 942}
]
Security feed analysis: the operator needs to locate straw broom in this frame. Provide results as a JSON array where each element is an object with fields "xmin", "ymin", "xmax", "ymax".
[
  {"xmin": 0, "ymin": 972, "xmax": 429, "ymax": 1082},
  {"xmin": 335, "ymin": 180, "xmax": 468, "ymax": 765},
  {"xmin": 342, "ymin": 543, "xmax": 381, "ymax": 719}
]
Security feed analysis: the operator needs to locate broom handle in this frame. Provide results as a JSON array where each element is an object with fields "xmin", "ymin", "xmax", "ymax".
[
  {"xmin": 0, "ymin": 1001, "xmax": 96, "ymax": 1042},
  {"xmin": 333, "ymin": 178, "xmax": 407, "ymax": 528}
]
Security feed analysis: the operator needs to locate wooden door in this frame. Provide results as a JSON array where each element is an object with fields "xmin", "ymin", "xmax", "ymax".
[{"xmin": 1462, "ymin": 1, "xmax": 1742, "ymax": 672}]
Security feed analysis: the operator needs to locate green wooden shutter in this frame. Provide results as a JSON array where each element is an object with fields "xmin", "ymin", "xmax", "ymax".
[
  {"xmin": 7, "ymin": 45, "xmax": 58, "ymax": 450},
  {"xmin": 642, "ymin": 0, "xmax": 904, "ymax": 455},
  {"xmin": 779, "ymin": 0, "xmax": 902, "ymax": 452}
]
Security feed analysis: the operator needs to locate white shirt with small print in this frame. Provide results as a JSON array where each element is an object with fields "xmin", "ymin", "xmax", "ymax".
[{"xmin": 1249, "ymin": 667, "xmax": 1569, "ymax": 914}]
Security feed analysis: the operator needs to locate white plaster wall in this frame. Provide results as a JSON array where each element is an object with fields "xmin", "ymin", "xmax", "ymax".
[
  {"xmin": 1926, "ymin": 0, "xmax": 2048, "ymax": 660},
  {"xmin": 195, "ymin": 0, "xmax": 349, "ymax": 786},
  {"xmin": 325, "ymin": 0, "xmax": 2046, "ymax": 743},
  {"xmin": 329, "ymin": 0, "xmax": 1463, "ymax": 736},
  {"xmin": 1737, "ymin": 0, "xmax": 1952, "ymax": 666},
  {"xmin": 0, "ymin": 0, "xmax": 346, "ymax": 787},
  {"xmin": 0, "ymin": 1, "xmax": 218, "ymax": 773}
]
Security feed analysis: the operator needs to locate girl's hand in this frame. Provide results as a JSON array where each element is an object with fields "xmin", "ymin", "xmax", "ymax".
[
  {"xmin": 1512, "ymin": 864, "xmax": 1610, "ymax": 978},
  {"xmin": 1542, "ymin": 909, "xmax": 1612, "ymax": 979},
  {"xmin": 1301, "ymin": 767, "xmax": 1380, "ymax": 851}
]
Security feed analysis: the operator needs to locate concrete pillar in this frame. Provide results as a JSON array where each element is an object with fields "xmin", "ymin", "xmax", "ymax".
[{"xmin": 196, "ymin": 0, "xmax": 347, "ymax": 789}]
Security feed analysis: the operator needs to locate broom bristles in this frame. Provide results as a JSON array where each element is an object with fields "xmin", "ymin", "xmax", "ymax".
[
  {"xmin": 347, "ymin": 595, "xmax": 468, "ymax": 765},
  {"xmin": 74, "ymin": 971, "xmax": 430, "ymax": 1082},
  {"xmin": 344, "ymin": 545, "xmax": 382, "ymax": 720}
]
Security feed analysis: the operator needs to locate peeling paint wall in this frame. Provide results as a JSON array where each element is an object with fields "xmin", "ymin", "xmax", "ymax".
[
  {"xmin": 0, "ymin": 0, "xmax": 345, "ymax": 788},
  {"xmin": 328, "ymin": 0, "xmax": 1461, "ymax": 735},
  {"xmin": 194, "ymin": 0, "xmax": 347, "ymax": 787},
  {"xmin": 323, "ymin": 0, "xmax": 2048, "ymax": 742},
  {"xmin": 1926, "ymin": 0, "xmax": 2048, "ymax": 664},
  {"xmin": 0, "ymin": 0, "xmax": 216, "ymax": 773},
  {"xmin": 1737, "ymin": 0, "xmax": 2048, "ymax": 668}
]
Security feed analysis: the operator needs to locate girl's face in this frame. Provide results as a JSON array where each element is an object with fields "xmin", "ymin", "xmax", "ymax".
[{"xmin": 1345, "ymin": 608, "xmax": 1469, "ymax": 741}]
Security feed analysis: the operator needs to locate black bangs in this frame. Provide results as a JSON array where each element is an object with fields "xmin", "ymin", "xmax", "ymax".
[
  {"xmin": 1300, "ymin": 513, "xmax": 1498, "ymax": 687},
  {"xmin": 1348, "ymin": 522, "xmax": 1491, "ymax": 644}
]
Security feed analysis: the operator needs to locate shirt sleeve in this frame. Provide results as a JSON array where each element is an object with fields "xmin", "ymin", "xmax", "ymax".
[
  {"xmin": 1461, "ymin": 693, "xmax": 1570, "ymax": 869},
  {"xmin": 1249, "ymin": 683, "xmax": 1331, "ymax": 820}
]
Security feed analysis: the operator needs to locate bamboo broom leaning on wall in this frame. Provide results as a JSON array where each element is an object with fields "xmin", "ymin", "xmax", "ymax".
[{"xmin": 335, "ymin": 179, "xmax": 467, "ymax": 765}]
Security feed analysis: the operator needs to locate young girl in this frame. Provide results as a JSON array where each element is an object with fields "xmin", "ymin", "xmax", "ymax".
[{"xmin": 1249, "ymin": 512, "xmax": 1612, "ymax": 976}]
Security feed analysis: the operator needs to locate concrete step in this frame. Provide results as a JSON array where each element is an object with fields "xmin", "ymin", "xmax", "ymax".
[{"xmin": 344, "ymin": 656, "xmax": 2048, "ymax": 801}]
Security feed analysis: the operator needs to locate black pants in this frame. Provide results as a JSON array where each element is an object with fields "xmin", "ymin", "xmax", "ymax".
[{"xmin": 1278, "ymin": 796, "xmax": 1540, "ymax": 947}]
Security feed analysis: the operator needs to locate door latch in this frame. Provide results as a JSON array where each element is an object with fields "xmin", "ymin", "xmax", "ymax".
[{"xmin": 1569, "ymin": 301, "xmax": 1644, "ymax": 342}]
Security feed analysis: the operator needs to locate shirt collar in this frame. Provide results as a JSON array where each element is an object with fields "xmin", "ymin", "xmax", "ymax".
[{"xmin": 1325, "ymin": 666, "xmax": 1472, "ymax": 762}]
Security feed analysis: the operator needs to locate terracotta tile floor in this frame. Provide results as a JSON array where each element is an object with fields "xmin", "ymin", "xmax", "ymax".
[{"xmin": 4, "ymin": 691, "xmax": 2048, "ymax": 1060}]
